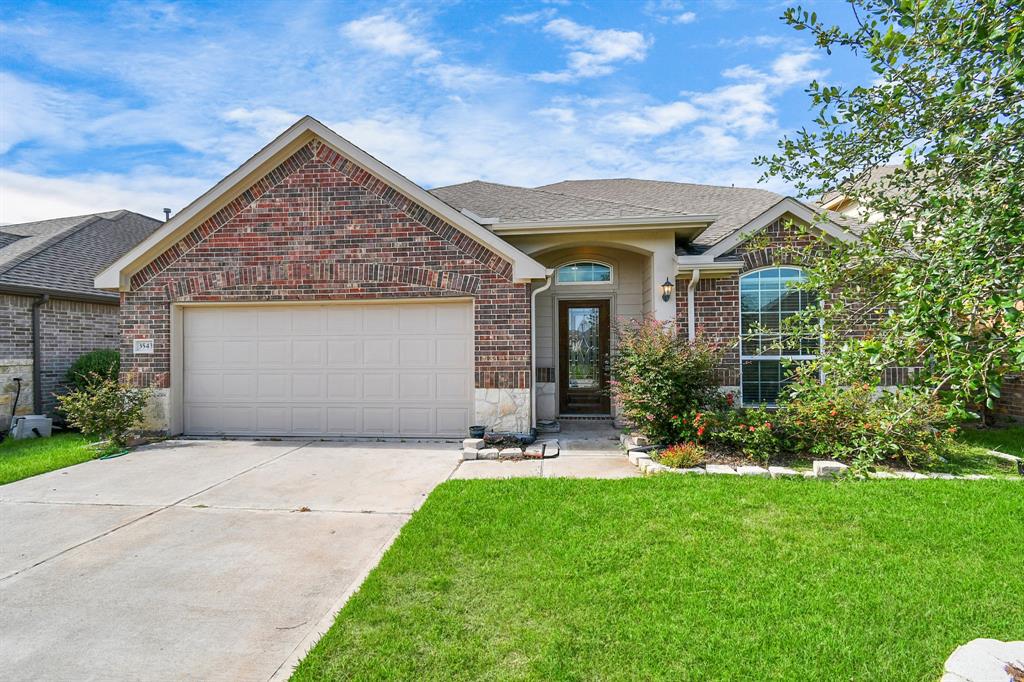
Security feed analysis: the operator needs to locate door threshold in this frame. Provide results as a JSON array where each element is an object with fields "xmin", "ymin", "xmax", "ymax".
[{"xmin": 558, "ymin": 414, "xmax": 613, "ymax": 420}]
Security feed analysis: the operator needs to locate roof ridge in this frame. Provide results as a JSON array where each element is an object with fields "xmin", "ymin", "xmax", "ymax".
[
  {"xmin": 531, "ymin": 185, "xmax": 686, "ymax": 217},
  {"xmin": 542, "ymin": 177, "xmax": 782, "ymax": 196}
]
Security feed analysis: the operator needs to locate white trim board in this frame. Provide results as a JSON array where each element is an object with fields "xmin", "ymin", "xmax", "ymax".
[
  {"xmin": 95, "ymin": 116, "xmax": 547, "ymax": 290},
  {"xmin": 701, "ymin": 197, "xmax": 858, "ymax": 260}
]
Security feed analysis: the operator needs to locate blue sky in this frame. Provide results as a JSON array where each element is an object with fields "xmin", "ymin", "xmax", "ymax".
[{"xmin": 0, "ymin": 0, "xmax": 870, "ymax": 224}]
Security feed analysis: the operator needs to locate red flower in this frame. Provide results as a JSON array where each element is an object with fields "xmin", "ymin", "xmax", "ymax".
[
  {"xmin": 697, "ymin": 426, "xmax": 705, "ymax": 437},
  {"xmin": 749, "ymin": 426, "xmax": 756, "ymax": 432},
  {"xmin": 830, "ymin": 409, "xmax": 838, "ymax": 417},
  {"xmin": 764, "ymin": 422, "xmax": 772, "ymax": 430}
]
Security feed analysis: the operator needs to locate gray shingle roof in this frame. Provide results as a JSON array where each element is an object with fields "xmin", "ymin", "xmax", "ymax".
[
  {"xmin": 428, "ymin": 180, "xmax": 683, "ymax": 223},
  {"xmin": 0, "ymin": 210, "xmax": 162, "ymax": 301},
  {"xmin": 536, "ymin": 179, "xmax": 785, "ymax": 246}
]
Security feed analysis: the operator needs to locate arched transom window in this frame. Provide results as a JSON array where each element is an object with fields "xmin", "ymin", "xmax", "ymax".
[
  {"xmin": 739, "ymin": 267, "xmax": 819, "ymax": 405},
  {"xmin": 557, "ymin": 261, "xmax": 612, "ymax": 284}
]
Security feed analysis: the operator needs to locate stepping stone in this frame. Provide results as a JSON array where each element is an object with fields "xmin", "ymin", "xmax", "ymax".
[
  {"xmin": 941, "ymin": 638, "xmax": 1024, "ymax": 682},
  {"xmin": 768, "ymin": 466, "xmax": 800, "ymax": 478},
  {"xmin": 477, "ymin": 448, "xmax": 500, "ymax": 460},
  {"xmin": 499, "ymin": 447, "xmax": 524, "ymax": 458},
  {"xmin": 736, "ymin": 465, "xmax": 769, "ymax": 477},
  {"xmin": 813, "ymin": 460, "xmax": 849, "ymax": 479},
  {"xmin": 705, "ymin": 464, "xmax": 738, "ymax": 475}
]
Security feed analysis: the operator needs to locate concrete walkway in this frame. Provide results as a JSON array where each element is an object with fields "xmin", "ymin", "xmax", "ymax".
[{"xmin": 0, "ymin": 431, "xmax": 632, "ymax": 681}]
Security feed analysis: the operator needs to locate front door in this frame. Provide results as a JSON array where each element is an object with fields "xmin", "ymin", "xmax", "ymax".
[{"xmin": 558, "ymin": 300, "xmax": 611, "ymax": 415}]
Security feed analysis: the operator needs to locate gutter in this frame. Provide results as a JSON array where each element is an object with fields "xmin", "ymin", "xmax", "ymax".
[
  {"xmin": 0, "ymin": 284, "xmax": 119, "ymax": 305},
  {"xmin": 491, "ymin": 215, "xmax": 717, "ymax": 236},
  {"xmin": 31, "ymin": 294, "xmax": 49, "ymax": 414},
  {"xmin": 686, "ymin": 269, "xmax": 700, "ymax": 342},
  {"xmin": 529, "ymin": 270, "xmax": 555, "ymax": 428}
]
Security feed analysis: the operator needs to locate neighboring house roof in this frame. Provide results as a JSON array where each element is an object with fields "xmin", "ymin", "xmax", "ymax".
[
  {"xmin": 0, "ymin": 210, "xmax": 162, "ymax": 302},
  {"xmin": 820, "ymin": 165, "xmax": 901, "ymax": 206}
]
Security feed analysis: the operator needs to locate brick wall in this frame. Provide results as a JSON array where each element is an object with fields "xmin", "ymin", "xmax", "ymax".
[
  {"xmin": 121, "ymin": 138, "xmax": 531, "ymax": 396},
  {"xmin": 0, "ymin": 293, "xmax": 120, "ymax": 422},
  {"xmin": 677, "ymin": 216, "xmax": 818, "ymax": 386},
  {"xmin": 994, "ymin": 375, "xmax": 1024, "ymax": 422}
]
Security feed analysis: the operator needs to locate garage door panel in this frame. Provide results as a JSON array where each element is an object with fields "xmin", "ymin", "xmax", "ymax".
[
  {"xmin": 362, "ymin": 407, "xmax": 395, "ymax": 433},
  {"xmin": 257, "ymin": 374, "xmax": 289, "ymax": 400},
  {"xmin": 184, "ymin": 302, "xmax": 472, "ymax": 437},
  {"xmin": 436, "ymin": 372, "xmax": 471, "ymax": 401},
  {"xmin": 436, "ymin": 338, "xmax": 471, "ymax": 367},
  {"xmin": 326, "ymin": 307, "xmax": 362, "ymax": 334},
  {"xmin": 363, "ymin": 307, "xmax": 397, "ymax": 333},
  {"xmin": 327, "ymin": 374, "xmax": 360, "ymax": 400},
  {"xmin": 399, "ymin": 408, "xmax": 433, "ymax": 435},
  {"xmin": 291, "ymin": 339, "xmax": 324, "ymax": 366},
  {"xmin": 327, "ymin": 339, "xmax": 360, "ymax": 366},
  {"xmin": 326, "ymin": 407, "xmax": 359, "ymax": 432},
  {"xmin": 362, "ymin": 373, "xmax": 396, "ymax": 400},
  {"xmin": 399, "ymin": 338, "xmax": 434, "ymax": 366},
  {"xmin": 258, "ymin": 340, "xmax": 290, "ymax": 366},
  {"xmin": 362, "ymin": 339, "xmax": 395, "ymax": 366},
  {"xmin": 399, "ymin": 373, "xmax": 434, "ymax": 400}
]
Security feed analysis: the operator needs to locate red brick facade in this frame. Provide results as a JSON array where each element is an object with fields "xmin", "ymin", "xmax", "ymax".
[
  {"xmin": 120, "ymin": 139, "xmax": 531, "ymax": 392},
  {"xmin": 676, "ymin": 216, "xmax": 818, "ymax": 386}
]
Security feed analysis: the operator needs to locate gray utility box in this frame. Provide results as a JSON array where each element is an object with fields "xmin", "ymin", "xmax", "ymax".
[{"xmin": 11, "ymin": 415, "xmax": 53, "ymax": 439}]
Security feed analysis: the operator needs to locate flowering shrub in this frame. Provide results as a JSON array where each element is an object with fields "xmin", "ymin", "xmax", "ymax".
[
  {"xmin": 710, "ymin": 407, "xmax": 782, "ymax": 464},
  {"xmin": 656, "ymin": 442, "xmax": 705, "ymax": 468},
  {"xmin": 781, "ymin": 372, "xmax": 957, "ymax": 470},
  {"xmin": 610, "ymin": 316, "xmax": 725, "ymax": 444}
]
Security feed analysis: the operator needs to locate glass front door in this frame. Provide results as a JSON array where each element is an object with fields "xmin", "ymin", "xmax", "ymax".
[{"xmin": 558, "ymin": 300, "xmax": 610, "ymax": 414}]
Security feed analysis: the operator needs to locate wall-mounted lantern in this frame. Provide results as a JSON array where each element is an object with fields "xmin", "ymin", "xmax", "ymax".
[{"xmin": 661, "ymin": 278, "xmax": 674, "ymax": 302}]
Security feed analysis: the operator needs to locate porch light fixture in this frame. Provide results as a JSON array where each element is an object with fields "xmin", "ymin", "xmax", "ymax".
[{"xmin": 661, "ymin": 278, "xmax": 674, "ymax": 302}]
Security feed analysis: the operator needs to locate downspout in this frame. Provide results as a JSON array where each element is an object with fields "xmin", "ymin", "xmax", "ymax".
[
  {"xmin": 31, "ymin": 294, "xmax": 49, "ymax": 414},
  {"xmin": 530, "ymin": 271, "xmax": 555, "ymax": 429},
  {"xmin": 687, "ymin": 269, "xmax": 700, "ymax": 341}
]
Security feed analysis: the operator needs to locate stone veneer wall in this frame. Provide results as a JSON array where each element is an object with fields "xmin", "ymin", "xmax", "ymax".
[
  {"xmin": 120, "ymin": 139, "xmax": 532, "ymax": 434},
  {"xmin": 0, "ymin": 293, "xmax": 119, "ymax": 426}
]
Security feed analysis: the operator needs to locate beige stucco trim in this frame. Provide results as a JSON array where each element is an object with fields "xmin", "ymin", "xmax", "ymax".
[{"xmin": 95, "ymin": 117, "xmax": 547, "ymax": 290}]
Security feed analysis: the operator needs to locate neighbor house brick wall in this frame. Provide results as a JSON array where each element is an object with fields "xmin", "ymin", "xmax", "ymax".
[
  {"xmin": 1, "ymin": 294, "xmax": 34, "ymax": 429},
  {"xmin": 0, "ymin": 293, "xmax": 119, "ymax": 422},
  {"xmin": 120, "ymin": 139, "xmax": 531, "ymax": 402},
  {"xmin": 39, "ymin": 299, "xmax": 119, "ymax": 415},
  {"xmin": 994, "ymin": 375, "xmax": 1024, "ymax": 422}
]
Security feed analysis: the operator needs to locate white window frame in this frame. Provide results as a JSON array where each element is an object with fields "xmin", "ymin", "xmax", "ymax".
[
  {"xmin": 738, "ymin": 266, "xmax": 820, "ymax": 407},
  {"xmin": 555, "ymin": 261, "xmax": 614, "ymax": 286}
]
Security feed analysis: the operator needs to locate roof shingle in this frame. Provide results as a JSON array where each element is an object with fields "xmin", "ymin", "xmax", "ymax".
[{"xmin": 0, "ymin": 210, "xmax": 162, "ymax": 301}]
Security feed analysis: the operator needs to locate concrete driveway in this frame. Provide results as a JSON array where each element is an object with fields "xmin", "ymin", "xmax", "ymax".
[{"xmin": 0, "ymin": 439, "xmax": 462, "ymax": 682}]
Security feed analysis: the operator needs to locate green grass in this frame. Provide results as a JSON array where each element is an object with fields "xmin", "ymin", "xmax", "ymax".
[
  {"xmin": 0, "ymin": 432, "xmax": 98, "ymax": 485},
  {"xmin": 294, "ymin": 477, "xmax": 1023, "ymax": 682},
  {"xmin": 956, "ymin": 425, "xmax": 1024, "ymax": 457}
]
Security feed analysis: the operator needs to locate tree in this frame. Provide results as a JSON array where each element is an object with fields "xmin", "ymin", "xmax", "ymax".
[{"xmin": 757, "ymin": 0, "xmax": 1024, "ymax": 415}]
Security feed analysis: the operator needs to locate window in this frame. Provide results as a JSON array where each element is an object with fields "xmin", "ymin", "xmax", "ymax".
[
  {"xmin": 739, "ymin": 267, "xmax": 819, "ymax": 405},
  {"xmin": 557, "ymin": 262, "xmax": 612, "ymax": 284}
]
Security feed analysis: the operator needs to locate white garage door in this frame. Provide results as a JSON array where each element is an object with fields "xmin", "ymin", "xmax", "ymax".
[{"xmin": 183, "ymin": 301, "xmax": 474, "ymax": 437}]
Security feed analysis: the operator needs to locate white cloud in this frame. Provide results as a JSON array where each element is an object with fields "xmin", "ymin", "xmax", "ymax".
[
  {"xmin": 0, "ymin": 168, "xmax": 210, "ymax": 224},
  {"xmin": 644, "ymin": 1, "xmax": 697, "ymax": 24},
  {"xmin": 719, "ymin": 34, "xmax": 784, "ymax": 48},
  {"xmin": 533, "ymin": 18, "xmax": 652, "ymax": 82},
  {"xmin": 340, "ymin": 14, "xmax": 441, "ymax": 62},
  {"xmin": 534, "ymin": 107, "xmax": 576, "ymax": 125},
  {"xmin": 501, "ymin": 9, "xmax": 556, "ymax": 25},
  {"xmin": 606, "ymin": 101, "xmax": 700, "ymax": 135},
  {"xmin": 0, "ymin": 73, "xmax": 89, "ymax": 154}
]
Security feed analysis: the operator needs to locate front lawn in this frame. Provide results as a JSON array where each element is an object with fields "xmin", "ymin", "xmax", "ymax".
[
  {"xmin": 294, "ymin": 477, "xmax": 1023, "ymax": 681},
  {"xmin": 957, "ymin": 425, "xmax": 1024, "ymax": 457},
  {"xmin": 0, "ymin": 432, "xmax": 98, "ymax": 485}
]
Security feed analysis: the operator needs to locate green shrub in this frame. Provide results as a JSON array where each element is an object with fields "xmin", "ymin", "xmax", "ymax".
[
  {"xmin": 780, "ymin": 371, "xmax": 956, "ymax": 470},
  {"xmin": 708, "ymin": 407, "xmax": 783, "ymax": 465},
  {"xmin": 55, "ymin": 375, "xmax": 150, "ymax": 448},
  {"xmin": 65, "ymin": 349, "xmax": 120, "ymax": 391},
  {"xmin": 610, "ymin": 317, "xmax": 725, "ymax": 444},
  {"xmin": 656, "ymin": 442, "xmax": 705, "ymax": 468}
]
